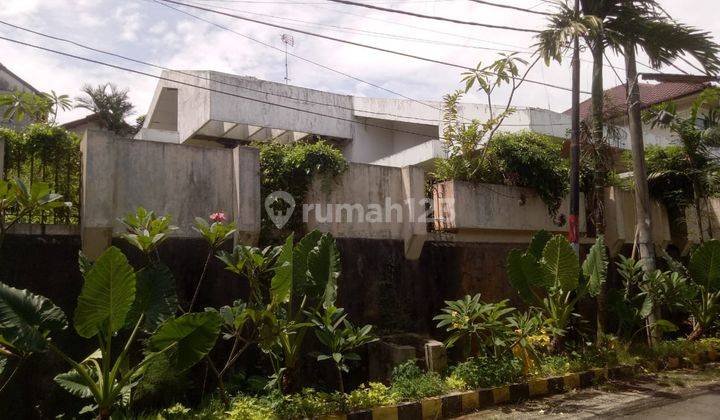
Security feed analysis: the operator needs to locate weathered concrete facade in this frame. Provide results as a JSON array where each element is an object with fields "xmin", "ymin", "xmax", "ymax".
[
  {"xmin": 135, "ymin": 71, "xmax": 571, "ymax": 168},
  {"xmin": 304, "ymin": 163, "xmax": 427, "ymax": 259},
  {"xmin": 603, "ymin": 186, "xmax": 671, "ymax": 256},
  {"xmin": 432, "ymin": 180, "xmax": 586, "ymax": 243},
  {"xmin": 80, "ymin": 130, "xmax": 261, "ymax": 258}
]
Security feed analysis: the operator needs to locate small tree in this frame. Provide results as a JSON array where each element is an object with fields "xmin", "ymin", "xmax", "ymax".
[{"xmin": 75, "ymin": 83, "xmax": 135, "ymax": 136}]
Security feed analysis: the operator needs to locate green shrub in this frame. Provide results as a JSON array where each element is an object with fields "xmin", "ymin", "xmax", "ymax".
[
  {"xmin": 345, "ymin": 382, "xmax": 398, "ymax": 411},
  {"xmin": 272, "ymin": 389, "xmax": 342, "ymax": 419},
  {"xmin": 433, "ymin": 130, "xmax": 569, "ymax": 216},
  {"xmin": 390, "ymin": 361, "xmax": 449, "ymax": 400},
  {"xmin": 227, "ymin": 395, "xmax": 275, "ymax": 420},
  {"xmin": 449, "ymin": 356, "xmax": 522, "ymax": 389},
  {"xmin": 258, "ymin": 140, "xmax": 347, "ymax": 241}
]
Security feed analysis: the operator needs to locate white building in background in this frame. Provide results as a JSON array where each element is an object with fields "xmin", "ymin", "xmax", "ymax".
[
  {"xmin": 567, "ymin": 81, "xmax": 711, "ymax": 150},
  {"xmin": 135, "ymin": 70, "xmax": 571, "ymax": 168}
]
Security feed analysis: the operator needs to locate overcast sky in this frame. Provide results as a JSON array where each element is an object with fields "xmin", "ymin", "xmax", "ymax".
[{"xmin": 1, "ymin": 0, "xmax": 717, "ymax": 124}]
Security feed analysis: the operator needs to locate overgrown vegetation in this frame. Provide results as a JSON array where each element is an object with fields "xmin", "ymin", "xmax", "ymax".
[
  {"xmin": 0, "ymin": 124, "xmax": 80, "ymax": 224},
  {"xmin": 258, "ymin": 140, "xmax": 347, "ymax": 242}
]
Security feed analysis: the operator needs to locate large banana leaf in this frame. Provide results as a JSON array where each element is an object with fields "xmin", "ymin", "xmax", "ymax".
[
  {"xmin": 689, "ymin": 239, "xmax": 720, "ymax": 291},
  {"xmin": 0, "ymin": 282, "xmax": 67, "ymax": 354},
  {"xmin": 127, "ymin": 263, "xmax": 177, "ymax": 332},
  {"xmin": 74, "ymin": 247, "xmax": 136, "ymax": 338},
  {"xmin": 582, "ymin": 235, "xmax": 608, "ymax": 297},
  {"xmin": 542, "ymin": 235, "xmax": 579, "ymax": 291},
  {"xmin": 308, "ymin": 233, "xmax": 340, "ymax": 308},
  {"xmin": 270, "ymin": 234, "xmax": 294, "ymax": 306},
  {"xmin": 148, "ymin": 311, "xmax": 222, "ymax": 371}
]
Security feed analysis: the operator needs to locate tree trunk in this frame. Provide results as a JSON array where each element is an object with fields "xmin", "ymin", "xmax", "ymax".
[
  {"xmin": 591, "ymin": 40, "xmax": 607, "ymax": 341},
  {"xmin": 624, "ymin": 41, "xmax": 661, "ymax": 345}
]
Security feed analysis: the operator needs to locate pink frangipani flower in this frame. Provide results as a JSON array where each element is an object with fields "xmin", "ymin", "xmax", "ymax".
[{"xmin": 209, "ymin": 212, "xmax": 227, "ymax": 222}]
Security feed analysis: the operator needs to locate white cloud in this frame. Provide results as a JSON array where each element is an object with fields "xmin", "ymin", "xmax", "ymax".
[{"xmin": 0, "ymin": 0, "xmax": 717, "ymax": 124}]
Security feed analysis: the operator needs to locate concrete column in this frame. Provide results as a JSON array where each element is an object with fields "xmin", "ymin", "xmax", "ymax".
[
  {"xmin": 401, "ymin": 165, "xmax": 427, "ymax": 260},
  {"xmin": 80, "ymin": 130, "xmax": 115, "ymax": 260},
  {"xmin": 232, "ymin": 145, "xmax": 261, "ymax": 245}
]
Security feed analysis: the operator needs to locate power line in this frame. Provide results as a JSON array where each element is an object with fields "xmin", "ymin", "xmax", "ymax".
[
  {"xmin": 150, "ymin": 0, "xmax": 451, "ymax": 117},
  {"xmin": 183, "ymin": 0, "xmax": 527, "ymax": 52},
  {"xmin": 0, "ymin": 34, "xmax": 447, "ymax": 139},
  {"xmin": 193, "ymin": 0, "xmax": 458, "ymax": 3},
  {"xmin": 157, "ymin": 0, "xmax": 582, "ymax": 92},
  {"xmin": 466, "ymin": 0, "xmax": 551, "ymax": 16},
  {"xmin": 0, "ymin": 20, "xmax": 568, "ymax": 127},
  {"xmin": 324, "ymin": 0, "xmax": 542, "ymax": 33}
]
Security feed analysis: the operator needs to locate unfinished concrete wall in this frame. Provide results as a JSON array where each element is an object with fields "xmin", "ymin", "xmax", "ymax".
[
  {"xmin": 81, "ymin": 130, "xmax": 260, "ymax": 258},
  {"xmin": 304, "ymin": 162, "xmax": 427, "ymax": 259},
  {"xmin": 433, "ymin": 180, "xmax": 586, "ymax": 243},
  {"xmin": 603, "ymin": 186, "xmax": 671, "ymax": 256},
  {"xmin": 680, "ymin": 198, "xmax": 720, "ymax": 255}
]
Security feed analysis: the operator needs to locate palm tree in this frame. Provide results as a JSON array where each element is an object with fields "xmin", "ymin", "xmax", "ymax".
[
  {"xmin": 75, "ymin": 83, "xmax": 135, "ymax": 136},
  {"xmin": 535, "ymin": 0, "xmax": 720, "ymax": 343},
  {"xmin": 42, "ymin": 90, "xmax": 72, "ymax": 125}
]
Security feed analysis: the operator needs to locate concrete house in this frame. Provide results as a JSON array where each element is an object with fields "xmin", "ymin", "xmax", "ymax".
[
  {"xmin": 567, "ymin": 81, "xmax": 710, "ymax": 149},
  {"xmin": 135, "ymin": 70, "xmax": 571, "ymax": 168},
  {"xmin": 0, "ymin": 62, "xmax": 40, "ymax": 131}
]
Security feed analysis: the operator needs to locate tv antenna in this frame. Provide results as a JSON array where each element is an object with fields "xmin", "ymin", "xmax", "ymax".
[{"xmin": 281, "ymin": 33, "xmax": 294, "ymax": 84}]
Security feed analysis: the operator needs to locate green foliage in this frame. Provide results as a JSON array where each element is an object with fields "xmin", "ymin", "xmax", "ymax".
[
  {"xmin": 119, "ymin": 207, "xmax": 178, "ymax": 257},
  {"xmin": 448, "ymin": 356, "xmax": 522, "ymax": 389},
  {"xmin": 258, "ymin": 141, "xmax": 347, "ymax": 240},
  {"xmin": 389, "ymin": 361, "xmax": 448, "ymax": 401},
  {"xmin": 0, "ymin": 90, "xmax": 52, "ymax": 123},
  {"xmin": 1, "ymin": 124, "xmax": 80, "ymax": 224},
  {"xmin": 433, "ymin": 294, "xmax": 515, "ymax": 359},
  {"xmin": 0, "ymin": 178, "xmax": 70, "ymax": 246},
  {"xmin": 683, "ymin": 240, "xmax": 720, "ymax": 337},
  {"xmin": 345, "ymin": 382, "xmax": 398, "ymax": 412},
  {"xmin": 227, "ymin": 394, "xmax": 275, "ymax": 420},
  {"xmin": 308, "ymin": 305, "xmax": 377, "ymax": 392},
  {"xmin": 433, "ymin": 130, "xmax": 569, "ymax": 216},
  {"xmin": 272, "ymin": 388, "xmax": 342, "ymax": 419},
  {"xmin": 46, "ymin": 246, "xmax": 219, "ymax": 418},
  {"xmin": 73, "ymin": 247, "xmax": 136, "ymax": 338},
  {"xmin": 75, "ymin": 83, "xmax": 136, "ymax": 136},
  {"xmin": 193, "ymin": 215, "xmax": 237, "ymax": 250},
  {"xmin": 127, "ymin": 263, "xmax": 178, "ymax": 333},
  {"xmin": 507, "ymin": 232, "xmax": 609, "ymax": 347},
  {"xmin": 148, "ymin": 312, "xmax": 223, "ymax": 371},
  {"xmin": 0, "ymin": 282, "xmax": 67, "ymax": 356}
]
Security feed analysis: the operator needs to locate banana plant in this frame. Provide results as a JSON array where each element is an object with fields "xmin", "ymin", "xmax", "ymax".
[
  {"xmin": 684, "ymin": 240, "xmax": 720, "ymax": 339},
  {"xmin": 507, "ymin": 231, "xmax": 608, "ymax": 351},
  {"xmin": 0, "ymin": 246, "xmax": 221, "ymax": 418}
]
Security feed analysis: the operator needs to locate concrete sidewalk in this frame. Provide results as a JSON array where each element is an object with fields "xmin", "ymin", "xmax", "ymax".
[{"xmin": 454, "ymin": 365, "xmax": 720, "ymax": 419}]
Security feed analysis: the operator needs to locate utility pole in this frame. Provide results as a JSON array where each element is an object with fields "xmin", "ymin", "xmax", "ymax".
[
  {"xmin": 568, "ymin": 0, "xmax": 581, "ymax": 256},
  {"xmin": 624, "ymin": 40, "xmax": 660, "ymax": 345}
]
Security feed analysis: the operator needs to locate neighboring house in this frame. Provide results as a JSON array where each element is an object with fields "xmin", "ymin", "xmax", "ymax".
[
  {"xmin": 135, "ymin": 70, "xmax": 571, "ymax": 168},
  {"xmin": 566, "ymin": 81, "xmax": 709, "ymax": 149},
  {"xmin": 0, "ymin": 62, "xmax": 40, "ymax": 131},
  {"xmin": 61, "ymin": 112, "xmax": 105, "ymax": 138}
]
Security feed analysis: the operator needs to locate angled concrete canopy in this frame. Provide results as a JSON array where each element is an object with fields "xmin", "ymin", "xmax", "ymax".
[{"xmin": 136, "ymin": 70, "xmax": 572, "ymax": 166}]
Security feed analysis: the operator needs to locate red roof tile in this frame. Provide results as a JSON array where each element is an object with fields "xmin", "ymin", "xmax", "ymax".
[{"xmin": 564, "ymin": 82, "xmax": 708, "ymax": 120}]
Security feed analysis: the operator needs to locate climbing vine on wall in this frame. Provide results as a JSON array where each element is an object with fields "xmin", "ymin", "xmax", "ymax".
[{"xmin": 258, "ymin": 140, "xmax": 347, "ymax": 244}]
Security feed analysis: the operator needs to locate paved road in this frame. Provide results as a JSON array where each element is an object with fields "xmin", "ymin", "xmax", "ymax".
[{"xmin": 455, "ymin": 367, "xmax": 720, "ymax": 419}]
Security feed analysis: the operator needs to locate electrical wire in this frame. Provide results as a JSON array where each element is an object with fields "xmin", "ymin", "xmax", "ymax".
[
  {"xmin": 156, "ymin": 0, "xmax": 584, "ymax": 92},
  {"xmin": 0, "ymin": 34, "xmax": 446, "ymax": 139},
  {"xmin": 324, "ymin": 0, "xmax": 542, "ymax": 33},
  {"xmin": 466, "ymin": 0, "xmax": 551, "ymax": 16}
]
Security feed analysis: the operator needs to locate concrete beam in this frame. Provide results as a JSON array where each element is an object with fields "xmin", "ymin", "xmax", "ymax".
[{"xmin": 401, "ymin": 165, "xmax": 427, "ymax": 260}]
